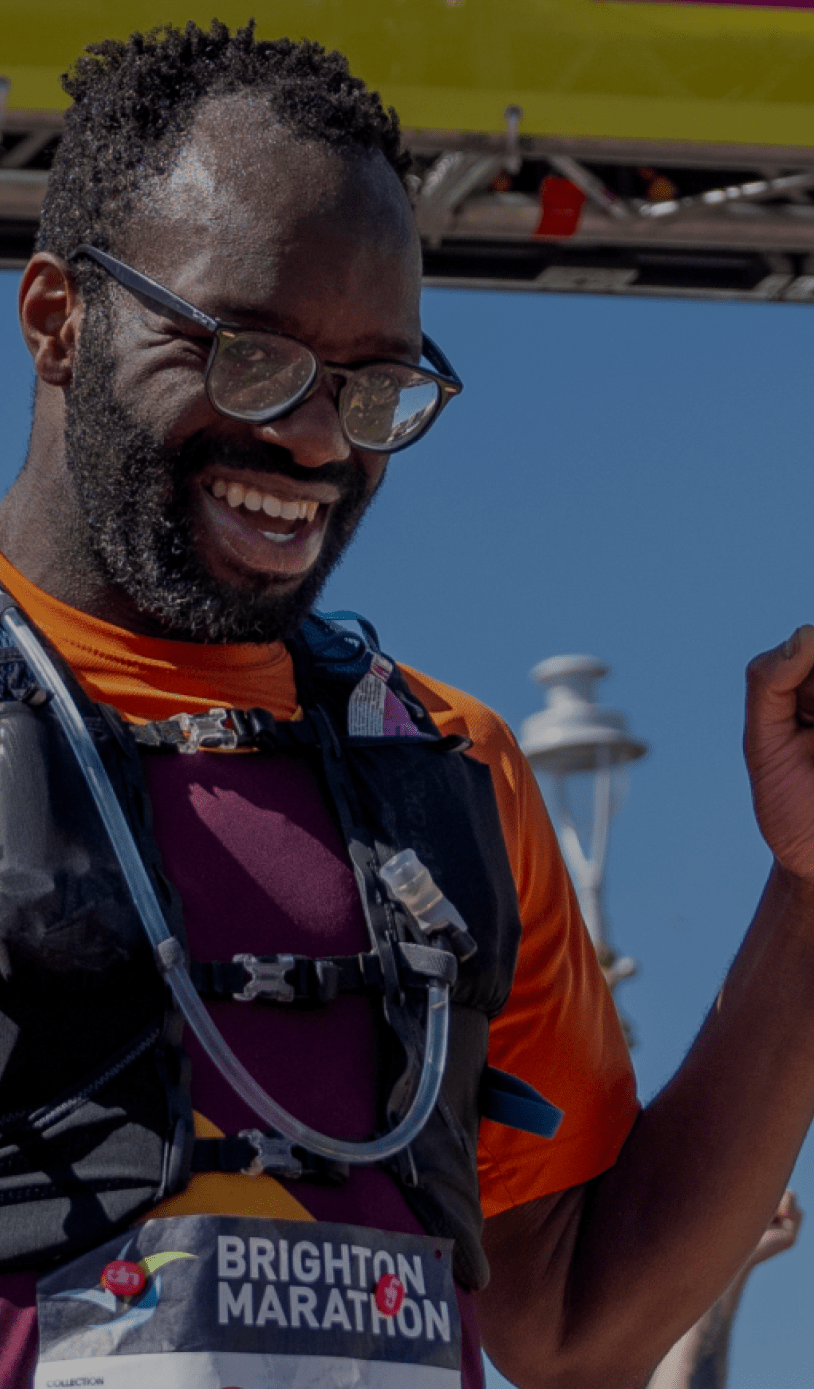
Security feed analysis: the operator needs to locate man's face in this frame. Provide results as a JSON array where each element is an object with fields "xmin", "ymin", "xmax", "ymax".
[{"xmin": 63, "ymin": 105, "xmax": 423, "ymax": 642}]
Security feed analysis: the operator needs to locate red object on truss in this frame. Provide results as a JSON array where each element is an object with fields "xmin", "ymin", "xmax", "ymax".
[{"xmin": 535, "ymin": 177, "xmax": 587, "ymax": 238}]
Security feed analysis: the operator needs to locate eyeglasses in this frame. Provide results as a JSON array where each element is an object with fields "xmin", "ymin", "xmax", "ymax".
[{"xmin": 72, "ymin": 244, "xmax": 463, "ymax": 453}]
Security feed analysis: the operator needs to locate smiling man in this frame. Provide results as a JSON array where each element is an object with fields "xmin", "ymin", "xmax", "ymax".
[
  {"xmin": 5, "ymin": 77, "xmax": 427, "ymax": 642},
  {"xmin": 4, "ymin": 18, "xmax": 814, "ymax": 1389}
]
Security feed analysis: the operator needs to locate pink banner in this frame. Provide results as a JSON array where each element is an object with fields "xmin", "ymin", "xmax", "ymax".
[{"xmin": 612, "ymin": 2, "xmax": 814, "ymax": 8}]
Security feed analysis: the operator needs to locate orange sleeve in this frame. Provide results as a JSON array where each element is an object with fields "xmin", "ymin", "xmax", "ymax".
[{"xmin": 401, "ymin": 666, "xmax": 639, "ymax": 1217}]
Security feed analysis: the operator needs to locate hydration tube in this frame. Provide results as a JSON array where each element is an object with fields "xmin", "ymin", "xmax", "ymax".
[{"xmin": 1, "ymin": 603, "xmax": 450, "ymax": 1165}]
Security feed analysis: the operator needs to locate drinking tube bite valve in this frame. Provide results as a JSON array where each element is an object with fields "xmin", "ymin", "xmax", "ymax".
[{"xmin": 380, "ymin": 849, "xmax": 478, "ymax": 962}]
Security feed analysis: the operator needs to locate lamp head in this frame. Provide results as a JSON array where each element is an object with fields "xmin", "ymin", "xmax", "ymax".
[{"xmin": 520, "ymin": 654, "xmax": 648, "ymax": 776}]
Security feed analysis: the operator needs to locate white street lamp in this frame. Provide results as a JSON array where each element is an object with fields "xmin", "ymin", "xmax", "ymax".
[{"xmin": 519, "ymin": 655, "xmax": 648, "ymax": 1004}]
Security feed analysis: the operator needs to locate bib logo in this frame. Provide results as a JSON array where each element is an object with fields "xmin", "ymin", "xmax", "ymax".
[
  {"xmin": 53, "ymin": 1241, "xmax": 197, "ymax": 1343},
  {"xmin": 216, "ymin": 1234, "xmax": 452, "ymax": 1344}
]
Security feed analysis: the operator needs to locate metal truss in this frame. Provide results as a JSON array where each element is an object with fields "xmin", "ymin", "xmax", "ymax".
[
  {"xmin": 5, "ymin": 108, "xmax": 814, "ymax": 304},
  {"xmin": 0, "ymin": 109, "xmax": 61, "ymax": 265},
  {"xmin": 408, "ymin": 127, "xmax": 814, "ymax": 304}
]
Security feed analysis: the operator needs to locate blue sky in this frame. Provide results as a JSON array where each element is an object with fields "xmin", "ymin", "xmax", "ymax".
[{"xmin": 3, "ymin": 269, "xmax": 814, "ymax": 1386}]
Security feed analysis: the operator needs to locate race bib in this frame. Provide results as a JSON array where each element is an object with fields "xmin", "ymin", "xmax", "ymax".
[{"xmin": 36, "ymin": 1215, "xmax": 461, "ymax": 1388}]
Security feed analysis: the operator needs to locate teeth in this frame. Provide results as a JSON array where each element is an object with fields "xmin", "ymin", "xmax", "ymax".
[
  {"xmin": 213, "ymin": 479, "xmax": 321, "ymax": 525},
  {"xmin": 261, "ymin": 530, "xmax": 296, "ymax": 545}
]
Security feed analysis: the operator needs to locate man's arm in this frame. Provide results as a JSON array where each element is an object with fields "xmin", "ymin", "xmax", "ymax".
[
  {"xmin": 647, "ymin": 1190, "xmax": 803, "ymax": 1389},
  {"xmin": 478, "ymin": 627, "xmax": 814, "ymax": 1389}
]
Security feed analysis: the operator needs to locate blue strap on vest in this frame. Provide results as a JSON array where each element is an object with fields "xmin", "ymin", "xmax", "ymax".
[
  {"xmin": 313, "ymin": 608, "xmax": 382, "ymax": 652},
  {"xmin": 481, "ymin": 1067, "xmax": 563, "ymax": 1139}
]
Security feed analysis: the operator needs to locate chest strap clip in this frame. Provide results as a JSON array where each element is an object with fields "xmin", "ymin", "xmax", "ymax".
[
  {"xmin": 233, "ymin": 953, "xmax": 297, "ymax": 1003},
  {"xmin": 190, "ymin": 1130, "xmax": 349, "ymax": 1185},
  {"xmin": 239, "ymin": 1129, "xmax": 305, "ymax": 1180},
  {"xmin": 172, "ymin": 708, "xmax": 239, "ymax": 753},
  {"xmin": 240, "ymin": 1129, "xmax": 349, "ymax": 1185},
  {"xmin": 134, "ymin": 708, "xmax": 244, "ymax": 752},
  {"xmin": 191, "ymin": 945, "xmax": 455, "ymax": 1007}
]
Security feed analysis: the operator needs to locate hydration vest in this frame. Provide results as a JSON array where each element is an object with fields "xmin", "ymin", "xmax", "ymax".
[{"xmin": 0, "ymin": 604, "xmax": 558, "ymax": 1291}]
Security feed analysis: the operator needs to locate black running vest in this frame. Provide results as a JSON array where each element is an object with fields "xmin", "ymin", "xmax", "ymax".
[{"xmin": 0, "ymin": 611, "xmax": 526, "ymax": 1290}]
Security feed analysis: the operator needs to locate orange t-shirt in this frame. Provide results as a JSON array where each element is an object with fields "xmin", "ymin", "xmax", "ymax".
[{"xmin": 0, "ymin": 552, "xmax": 638, "ymax": 1219}]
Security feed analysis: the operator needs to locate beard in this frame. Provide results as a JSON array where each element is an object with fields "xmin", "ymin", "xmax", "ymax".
[{"xmin": 62, "ymin": 299, "xmax": 380, "ymax": 643}]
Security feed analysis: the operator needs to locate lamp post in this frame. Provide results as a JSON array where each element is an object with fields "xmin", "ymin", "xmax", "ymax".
[{"xmin": 519, "ymin": 655, "xmax": 648, "ymax": 1009}]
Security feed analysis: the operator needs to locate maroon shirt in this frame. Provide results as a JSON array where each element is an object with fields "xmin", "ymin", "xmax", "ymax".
[{"xmin": 0, "ymin": 749, "xmax": 485, "ymax": 1387}]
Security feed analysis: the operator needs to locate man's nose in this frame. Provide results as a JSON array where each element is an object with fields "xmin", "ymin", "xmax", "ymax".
[{"xmin": 250, "ymin": 387, "xmax": 351, "ymax": 467}]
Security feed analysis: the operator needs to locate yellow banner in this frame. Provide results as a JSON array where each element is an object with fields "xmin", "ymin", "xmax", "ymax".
[{"xmin": 6, "ymin": 0, "xmax": 814, "ymax": 147}]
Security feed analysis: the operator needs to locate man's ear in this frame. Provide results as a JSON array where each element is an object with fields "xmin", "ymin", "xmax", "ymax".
[{"xmin": 18, "ymin": 253, "xmax": 83, "ymax": 387}]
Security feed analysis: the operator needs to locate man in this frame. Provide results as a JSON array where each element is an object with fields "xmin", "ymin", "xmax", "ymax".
[{"xmin": 0, "ymin": 18, "xmax": 813, "ymax": 1389}]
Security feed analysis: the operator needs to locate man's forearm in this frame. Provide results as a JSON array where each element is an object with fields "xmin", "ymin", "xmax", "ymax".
[
  {"xmin": 480, "ymin": 864, "xmax": 814, "ymax": 1389},
  {"xmin": 646, "ymin": 1273, "xmax": 749, "ymax": 1389}
]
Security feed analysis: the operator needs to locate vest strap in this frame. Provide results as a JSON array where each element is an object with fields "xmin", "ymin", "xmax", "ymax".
[
  {"xmin": 480, "ymin": 1067, "xmax": 563, "ymax": 1139},
  {"xmin": 131, "ymin": 707, "xmax": 319, "ymax": 753},
  {"xmin": 190, "ymin": 945, "xmax": 457, "ymax": 1006},
  {"xmin": 191, "ymin": 1131, "xmax": 348, "ymax": 1186}
]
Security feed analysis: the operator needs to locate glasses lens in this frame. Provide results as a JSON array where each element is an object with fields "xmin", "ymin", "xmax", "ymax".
[
  {"xmin": 208, "ymin": 332, "xmax": 316, "ymax": 420},
  {"xmin": 341, "ymin": 365, "xmax": 441, "ymax": 449}
]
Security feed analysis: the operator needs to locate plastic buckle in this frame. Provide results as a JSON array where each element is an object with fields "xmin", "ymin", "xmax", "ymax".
[
  {"xmin": 239, "ymin": 1129, "xmax": 303, "ymax": 1180},
  {"xmin": 171, "ymin": 708, "xmax": 239, "ymax": 754},
  {"xmin": 233, "ymin": 953, "xmax": 296, "ymax": 1003}
]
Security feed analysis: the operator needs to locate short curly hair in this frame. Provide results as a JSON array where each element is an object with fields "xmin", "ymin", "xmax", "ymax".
[{"xmin": 37, "ymin": 18, "xmax": 411, "ymax": 269}]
